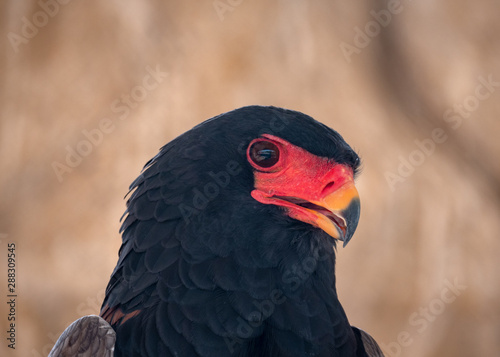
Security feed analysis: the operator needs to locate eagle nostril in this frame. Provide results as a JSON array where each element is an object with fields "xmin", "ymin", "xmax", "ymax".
[{"xmin": 321, "ymin": 181, "xmax": 336, "ymax": 196}]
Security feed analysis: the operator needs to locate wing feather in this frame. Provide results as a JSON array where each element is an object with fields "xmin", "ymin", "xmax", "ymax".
[{"xmin": 49, "ymin": 315, "xmax": 115, "ymax": 357}]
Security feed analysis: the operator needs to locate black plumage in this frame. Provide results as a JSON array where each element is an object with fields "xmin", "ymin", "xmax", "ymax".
[{"xmin": 50, "ymin": 106, "xmax": 383, "ymax": 357}]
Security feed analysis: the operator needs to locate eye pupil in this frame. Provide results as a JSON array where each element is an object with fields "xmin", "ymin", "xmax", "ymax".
[{"xmin": 249, "ymin": 141, "xmax": 280, "ymax": 168}]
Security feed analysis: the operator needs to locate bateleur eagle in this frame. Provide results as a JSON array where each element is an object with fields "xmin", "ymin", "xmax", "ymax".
[{"xmin": 49, "ymin": 106, "xmax": 384, "ymax": 357}]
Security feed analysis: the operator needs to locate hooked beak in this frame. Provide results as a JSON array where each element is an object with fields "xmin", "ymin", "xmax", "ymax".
[
  {"xmin": 252, "ymin": 182, "xmax": 360, "ymax": 246},
  {"xmin": 299, "ymin": 183, "xmax": 360, "ymax": 246}
]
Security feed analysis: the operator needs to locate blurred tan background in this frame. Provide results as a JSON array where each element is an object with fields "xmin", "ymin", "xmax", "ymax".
[{"xmin": 1, "ymin": 1, "xmax": 499, "ymax": 356}]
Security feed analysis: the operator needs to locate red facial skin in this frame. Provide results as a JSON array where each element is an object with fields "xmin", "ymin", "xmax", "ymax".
[{"xmin": 247, "ymin": 134, "xmax": 359, "ymax": 241}]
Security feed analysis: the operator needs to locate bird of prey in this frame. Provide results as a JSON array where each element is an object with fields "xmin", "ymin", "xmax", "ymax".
[{"xmin": 49, "ymin": 106, "xmax": 384, "ymax": 357}]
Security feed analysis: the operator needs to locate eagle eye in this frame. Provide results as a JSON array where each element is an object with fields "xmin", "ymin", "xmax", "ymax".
[{"xmin": 248, "ymin": 140, "xmax": 280, "ymax": 168}]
